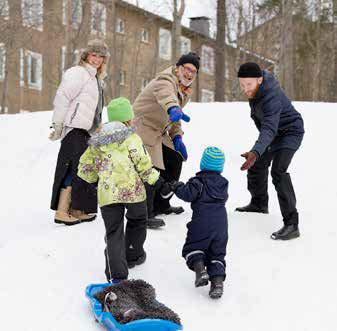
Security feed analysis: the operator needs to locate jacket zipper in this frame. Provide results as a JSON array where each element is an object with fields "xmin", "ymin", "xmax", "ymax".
[{"xmin": 70, "ymin": 103, "xmax": 79, "ymax": 124}]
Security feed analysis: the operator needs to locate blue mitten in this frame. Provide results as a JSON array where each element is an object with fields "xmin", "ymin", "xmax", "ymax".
[
  {"xmin": 168, "ymin": 106, "xmax": 190, "ymax": 123},
  {"xmin": 173, "ymin": 135, "xmax": 188, "ymax": 160}
]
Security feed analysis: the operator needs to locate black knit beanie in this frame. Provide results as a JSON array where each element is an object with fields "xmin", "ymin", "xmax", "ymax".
[
  {"xmin": 237, "ymin": 62, "xmax": 262, "ymax": 78},
  {"xmin": 176, "ymin": 52, "xmax": 200, "ymax": 71}
]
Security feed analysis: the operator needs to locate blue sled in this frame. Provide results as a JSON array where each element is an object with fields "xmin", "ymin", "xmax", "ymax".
[{"xmin": 85, "ymin": 283, "xmax": 183, "ymax": 331}]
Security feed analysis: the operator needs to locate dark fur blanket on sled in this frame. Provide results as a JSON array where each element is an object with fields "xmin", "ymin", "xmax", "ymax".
[{"xmin": 94, "ymin": 279, "xmax": 181, "ymax": 325}]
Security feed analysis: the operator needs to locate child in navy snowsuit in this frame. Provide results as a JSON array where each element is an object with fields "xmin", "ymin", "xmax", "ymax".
[{"xmin": 161, "ymin": 146, "xmax": 228, "ymax": 299}]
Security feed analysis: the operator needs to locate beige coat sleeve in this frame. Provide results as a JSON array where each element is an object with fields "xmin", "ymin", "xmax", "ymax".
[
  {"xmin": 152, "ymin": 78, "xmax": 180, "ymax": 113},
  {"xmin": 168, "ymin": 121, "xmax": 184, "ymax": 139}
]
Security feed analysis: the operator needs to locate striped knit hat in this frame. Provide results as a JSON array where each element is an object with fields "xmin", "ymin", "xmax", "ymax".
[{"xmin": 200, "ymin": 146, "xmax": 225, "ymax": 173}]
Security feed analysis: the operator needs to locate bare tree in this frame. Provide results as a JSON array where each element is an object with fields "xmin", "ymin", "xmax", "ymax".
[
  {"xmin": 171, "ymin": 0, "xmax": 185, "ymax": 63},
  {"xmin": 279, "ymin": 0, "xmax": 294, "ymax": 98},
  {"xmin": 215, "ymin": 0, "xmax": 226, "ymax": 101},
  {"xmin": 332, "ymin": 0, "xmax": 337, "ymax": 101}
]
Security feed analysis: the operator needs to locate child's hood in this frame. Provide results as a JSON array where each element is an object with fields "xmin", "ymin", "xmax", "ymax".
[
  {"xmin": 88, "ymin": 121, "xmax": 135, "ymax": 147},
  {"xmin": 196, "ymin": 171, "xmax": 228, "ymax": 201}
]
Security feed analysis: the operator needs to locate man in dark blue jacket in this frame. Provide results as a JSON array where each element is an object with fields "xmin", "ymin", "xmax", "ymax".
[{"xmin": 236, "ymin": 62, "xmax": 304, "ymax": 240}]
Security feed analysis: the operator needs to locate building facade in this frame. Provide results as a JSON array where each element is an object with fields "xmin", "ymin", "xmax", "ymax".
[{"xmin": 0, "ymin": 0, "xmax": 271, "ymax": 114}]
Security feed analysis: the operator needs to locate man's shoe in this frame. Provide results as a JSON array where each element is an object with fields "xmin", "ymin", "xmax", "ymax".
[
  {"xmin": 271, "ymin": 224, "xmax": 300, "ymax": 240},
  {"xmin": 154, "ymin": 206, "xmax": 184, "ymax": 216},
  {"xmin": 235, "ymin": 203, "xmax": 268, "ymax": 214},
  {"xmin": 127, "ymin": 252, "xmax": 147, "ymax": 268},
  {"xmin": 147, "ymin": 217, "xmax": 165, "ymax": 229}
]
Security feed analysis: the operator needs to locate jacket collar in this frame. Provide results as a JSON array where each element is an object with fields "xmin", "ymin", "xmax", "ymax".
[
  {"xmin": 84, "ymin": 63, "xmax": 97, "ymax": 78},
  {"xmin": 158, "ymin": 66, "xmax": 191, "ymax": 99}
]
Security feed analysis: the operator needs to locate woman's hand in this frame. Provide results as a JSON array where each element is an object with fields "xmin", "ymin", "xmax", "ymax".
[{"xmin": 49, "ymin": 123, "xmax": 63, "ymax": 141}]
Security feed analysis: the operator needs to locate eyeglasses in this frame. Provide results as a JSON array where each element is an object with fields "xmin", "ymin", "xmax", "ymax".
[{"xmin": 182, "ymin": 64, "xmax": 198, "ymax": 76}]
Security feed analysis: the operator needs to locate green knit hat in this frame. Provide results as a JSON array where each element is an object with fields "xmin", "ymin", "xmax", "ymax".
[{"xmin": 107, "ymin": 97, "xmax": 134, "ymax": 123}]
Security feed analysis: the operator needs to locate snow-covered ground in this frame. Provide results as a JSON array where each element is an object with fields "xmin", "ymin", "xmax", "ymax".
[{"xmin": 1, "ymin": 102, "xmax": 336, "ymax": 331}]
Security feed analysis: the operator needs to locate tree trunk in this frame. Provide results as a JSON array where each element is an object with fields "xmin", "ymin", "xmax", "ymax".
[
  {"xmin": 172, "ymin": 0, "xmax": 185, "ymax": 64},
  {"xmin": 280, "ymin": 0, "xmax": 294, "ymax": 99},
  {"xmin": 215, "ymin": 0, "xmax": 226, "ymax": 101},
  {"xmin": 332, "ymin": 0, "xmax": 337, "ymax": 101},
  {"xmin": 312, "ymin": 1, "xmax": 322, "ymax": 101}
]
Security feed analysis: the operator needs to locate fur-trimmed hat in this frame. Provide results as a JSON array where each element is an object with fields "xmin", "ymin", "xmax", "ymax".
[{"xmin": 81, "ymin": 39, "xmax": 110, "ymax": 61}]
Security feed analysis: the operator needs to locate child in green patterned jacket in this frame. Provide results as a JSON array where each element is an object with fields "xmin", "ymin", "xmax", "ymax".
[{"xmin": 78, "ymin": 97, "xmax": 160, "ymax": 282}]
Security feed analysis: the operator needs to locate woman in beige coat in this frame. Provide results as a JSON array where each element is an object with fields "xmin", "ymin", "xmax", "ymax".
[{"xmin": 132, "ymin": 52, "xmax": 200, "ymax": 227}]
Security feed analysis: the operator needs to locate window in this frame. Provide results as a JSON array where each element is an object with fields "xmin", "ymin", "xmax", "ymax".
[
  {"xmin": 62, "ymin": 0, "xmax": 82, "ymax": 28},
  {"xmin": 159, "ymin": 28, "xmax": 171, "ymax": 60},
  {"xmin": 201, "ymin": 45, "xmax": 214, "ymax": 75},
  {"xmin": 0, "ymin": 106, "xmax": 8, "ymax": 113},
  {"xmin": 27, "ymin": 50, "xmax": 42, "ymax": 90},
  {"xmin": 0, "ymin": 0, "xmax": 9, "ymax": 19},
  {"xmin": 21, "ymin": 0, "xmax": 43, "ymax": 31},
  {"xmin": 20, "ymin": 49, "xmax": 24, "ymax": 86},
  {"xmin": 91, "ymin": 0, "xmax": 106, "ymax": 35},
  {"xmin": 201, "ymin": 89, "xmax": 214, "ymax": 103},
  {"xmin": 225, "ymin": 66, "xmax": 229, "ymax": 79},
  {"xmin": 60, "ymin": 47, "xmax": 81, "ymax": 75},
  {"xmin": 141, "ymin": 28, "xmax": 149, "ymax": 43},
  {"xmin": 180, "ymin": 36, "xmax": 191, "ymax": 55},
  {"xmin": 72, "ymin": 49, "xmax": 81, "ymax": 65},
  {"xmin": 61, "ymin": 46, "xmax": 66, "ymax": 75},
  {"xmin": 141, "ymin": 78, "xmax": 150, "ymax": 91},
  {"xmin": 119, "ymin": 70, "xmax": 126, "ymax": 86},
  {"xmin": 0, "ymin": 44, "xmax": 5, "ymax": 81},
  {"xmin": 116, "ymin": 18, "xmax": 125, "ymax": 34}
]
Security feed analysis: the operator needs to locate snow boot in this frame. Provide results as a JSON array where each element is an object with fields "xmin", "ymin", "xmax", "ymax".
[
  {"xmin": 155, "ymin": 206, "xmax": 184, "ymax": 216},
  {"xmin": 193, "ymin": 260, "xmax": 209, "ymax": 287},
  {"xmin": 70, "ymin": 209, "xmax": 97, "ymax": 222},
  {"xmin": 209, "ymin": 276, "xmax": 224, "ymax": 299},
  {"xmin": 147, "ymin": 217, "xmax": 165, "ymax": 229},
  {"xmin": 127, "ymin": 252, "xmax": 147, "ymax": 269},
  {"xmin": 271, "ymin": 224, "xmax": 300, "ymax": 240},
  {"xmin": 235, "ymin": 203, "xmax": 268, "ymax": 214},
  {"xmin": 54, "ymin": 187, "xmax": 81, "ymax": 226}
]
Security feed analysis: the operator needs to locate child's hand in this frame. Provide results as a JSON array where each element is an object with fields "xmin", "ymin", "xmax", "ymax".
[{"xmin": 160, "ymin": 180, "xmax": 184, "ymax": 199}]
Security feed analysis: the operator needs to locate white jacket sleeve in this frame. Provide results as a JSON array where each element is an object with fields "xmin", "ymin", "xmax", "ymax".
[{"xmin": 52, "ymin": 66, "xmax": 88, "ymax": 124}]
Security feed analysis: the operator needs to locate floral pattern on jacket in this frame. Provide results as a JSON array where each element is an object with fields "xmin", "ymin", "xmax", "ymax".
[{"xmin": 77, "ymin": 121, "xmax": 159, "ymax": 207}]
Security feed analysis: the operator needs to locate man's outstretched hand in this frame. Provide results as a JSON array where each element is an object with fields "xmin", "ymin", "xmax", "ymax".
[{"xmin": 240, "ymin": 151, "xmax": 257, "ymax": 171}]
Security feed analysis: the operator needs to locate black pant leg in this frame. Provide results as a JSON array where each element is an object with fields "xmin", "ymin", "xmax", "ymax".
[
  {"xmin": 247, "ymin": 150, "xmax": 273, "ymax": 208},
  {"xmin": 100, "ymin": 204, "xmax": 128, "ymax": 281},
  {"xmin": 271, "ymin": 149, "xmax": 298, "ymax": 225},
  {"xmin": 125, "ymin": 201, "xmax": 147, "ymax": 261},
  {"xmin": 153, "ymin": 144, "xmax": 183, "ymax": 212},
  {"xmin": 144, "ymin": 182, "xmax": 155, "ymax": 218}
]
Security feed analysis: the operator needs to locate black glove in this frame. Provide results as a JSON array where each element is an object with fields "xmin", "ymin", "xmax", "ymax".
[{"xmin": 160, "ymin": 180, "xmax": 183, "ymax": 198}]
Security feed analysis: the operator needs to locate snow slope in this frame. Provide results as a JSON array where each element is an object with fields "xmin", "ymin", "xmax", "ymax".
[{"xmin": 1, "ymin": 102, "xmax": 336, "ymax": 331}]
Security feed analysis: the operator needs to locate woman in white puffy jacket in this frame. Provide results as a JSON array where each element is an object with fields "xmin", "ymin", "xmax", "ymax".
[{"xmin": 49, "ymin": 39, "xmax": 109, "ymax": 226}]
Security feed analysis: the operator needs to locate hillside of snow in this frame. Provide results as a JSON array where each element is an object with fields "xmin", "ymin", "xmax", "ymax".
[{"xmin": 0, "ymin": 102, "xmax": 336, "ymax": 331}]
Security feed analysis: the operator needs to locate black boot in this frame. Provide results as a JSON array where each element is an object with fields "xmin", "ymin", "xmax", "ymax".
[
  {"xmin": 235, "ymin": 203, "xmax": 268, "ymax": 214},
  {"xmin": 209, "ymin": 276, "xmax": 224, "ymax": 299},
  {"xmin": 155, "ymin": 206, "xmax": 184, "ymax": 216},
  {"xmin": 147, "ymin": 217, "xmax": 165, "ymax": 229},
  {"xmin": 127, "ymin": 252, "xmax": 147, "ymax": 268},
  {"xmin": 193, "ymin": 260, "xmax": 209, "ymax": 287},
  {"xmin": 271, "ymin": 224, "xmax": 300, "ymax": 240}
]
